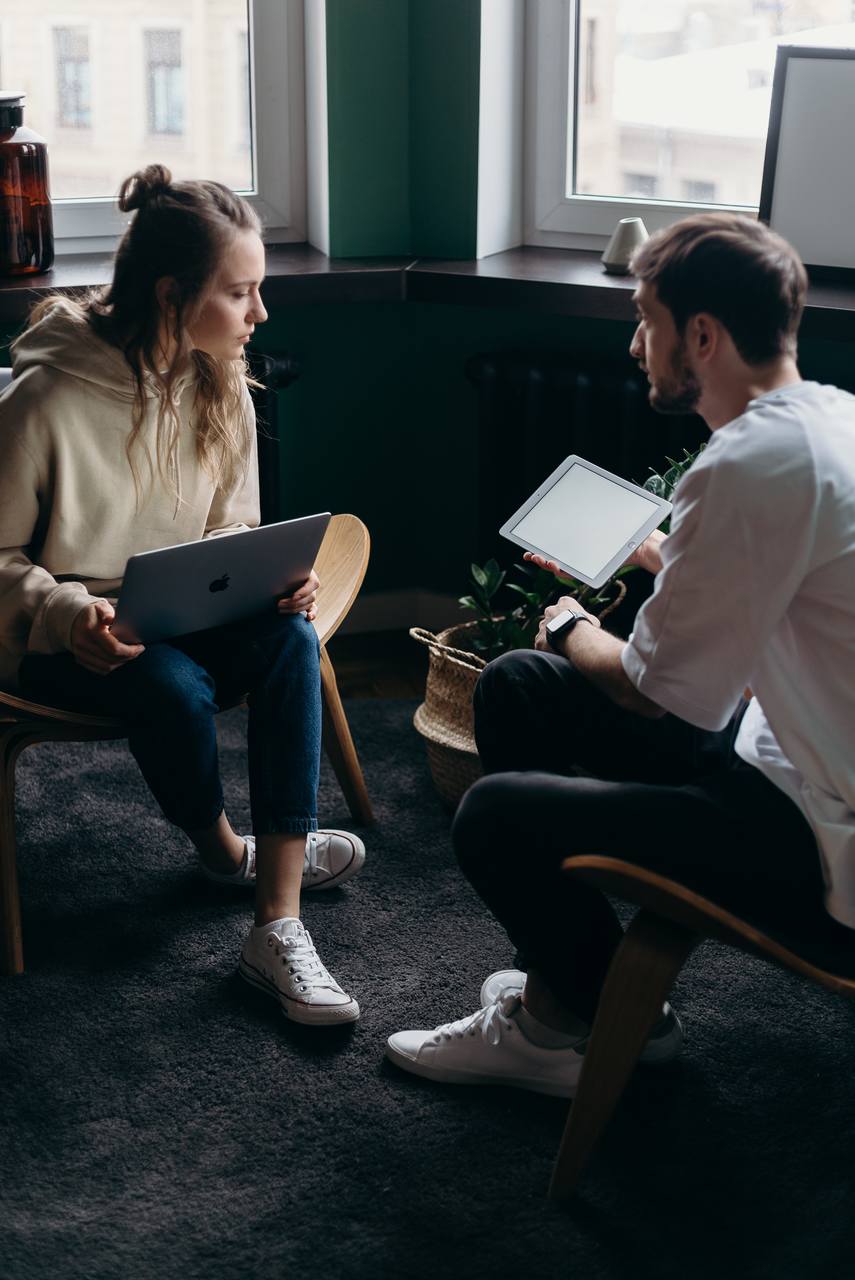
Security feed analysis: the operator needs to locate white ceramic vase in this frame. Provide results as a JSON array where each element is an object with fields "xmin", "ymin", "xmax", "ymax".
[{"xmin": 601, "ymin": 216, "xmax": 649, "ymax": 275}]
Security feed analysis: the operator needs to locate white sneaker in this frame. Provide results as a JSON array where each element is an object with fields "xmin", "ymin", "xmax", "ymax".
[
  {"xmin": 302, "ymin": 829, "xmax": 366, "ymax": 891},
  {"xmin": 385, "ymin": 991, "xmax": 586, "ymax": 1097},
  {"xmin": 479, "ymin": 969, "xmax": 684, "ymax": 1066},
  {"xmin": 239, "ymin": 917, "xmax": 360, "ymax": 1025},
  {"xmin": 200, "ymin": 830, "xmax": 366, "ymax": 892}
]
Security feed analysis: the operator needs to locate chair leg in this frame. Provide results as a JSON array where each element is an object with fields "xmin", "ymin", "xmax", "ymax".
[
  {"xmin": 319, "ymin": 646, "xmax": 375, "ymax": 825},
  {"xmin": 0, "ymin": 726, "xmax": 26, "ymax": 976},
  {"xmin": 549, "ymin": 909, "xmax": 698, "ymax": 1201}
]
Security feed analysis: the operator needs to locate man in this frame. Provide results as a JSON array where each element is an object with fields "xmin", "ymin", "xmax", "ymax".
[{"xmin": 386, "ymin": 213, "xmax": 855, "ymax": 1096}]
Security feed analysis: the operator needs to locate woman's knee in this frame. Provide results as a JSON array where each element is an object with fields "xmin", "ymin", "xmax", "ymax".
[{"xmin": 119, "ymin": 645, "xmax": 216, "ymax": 722}]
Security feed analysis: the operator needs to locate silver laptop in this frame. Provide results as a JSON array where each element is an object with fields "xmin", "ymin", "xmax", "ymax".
[{"xmin": 111, "ymin": 512, "xmax": 331, "ymax": 644}]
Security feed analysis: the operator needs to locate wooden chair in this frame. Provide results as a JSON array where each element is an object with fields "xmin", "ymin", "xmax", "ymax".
[
  {"xmin": 548, "ymin": 855, "xmax": 855, "ymax": 1201},
  {"xmin": 0, "ymin": 512, "xmax": 373, "ymax": 976}
]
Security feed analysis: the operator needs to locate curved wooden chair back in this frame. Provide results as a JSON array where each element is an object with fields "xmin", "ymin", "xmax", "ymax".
[
  {"xmin": 0, "ymin": 512, "xmax": 373, "ymax": 977},
  {"xmin": 549, "ymin": 855, "xmax": 855, "ymax": 1202},
  {"xmin": 312, "ymin": 513, "xmax": 371, "ymax": 647}
]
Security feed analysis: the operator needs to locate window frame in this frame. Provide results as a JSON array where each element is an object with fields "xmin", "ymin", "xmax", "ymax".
[
  {"xmin": 52, "ymin": 0, "xmax": 306, "ymax": 252},
  {"xmin": 524, "ymin": 0, "xmax": 753, "ymax": 250}
]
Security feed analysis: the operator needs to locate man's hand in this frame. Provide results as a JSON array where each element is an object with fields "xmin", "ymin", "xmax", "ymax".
[
  {"xmin": 534, "ymin": 595, "xmax": 601, "ymax": 652},
  {"xmin": 523, "ymin": 551, "xmax": 572, "ymax": 581},
  {"xmin": 524, "ymin": 531, "xmax": 668, "ymax": 580},
  {"xmin": 70, "ymin": 601, "xmax": 145, "ymax": 675},
  {"xmin": 624, "ymin": 529, "xmax": 667, "ymax": 575},
  {"xmin": 277, "ymin": 569, "xmax": 320, "ymax": 623}
]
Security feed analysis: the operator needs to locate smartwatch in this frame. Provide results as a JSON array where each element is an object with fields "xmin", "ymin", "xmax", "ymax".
[{"xmin": 545, "ymin": 607, "xmax": 593, "ymax": 651}]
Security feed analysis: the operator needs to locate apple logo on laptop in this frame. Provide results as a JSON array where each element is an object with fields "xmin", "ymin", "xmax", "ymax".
[{"xmin": 209, "ymin": 573, "xmax": 230, "ymax": 593}]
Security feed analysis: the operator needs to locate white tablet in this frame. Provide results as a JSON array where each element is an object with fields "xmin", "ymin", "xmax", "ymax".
[{"xmin": 499, "ymin": 455, "xmax": 672, "ymax": 589}]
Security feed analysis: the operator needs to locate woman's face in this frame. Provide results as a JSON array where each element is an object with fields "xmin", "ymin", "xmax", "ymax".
[{"xmin": 188, "ymin": 229, "xmax": 268, "ymax": 360}]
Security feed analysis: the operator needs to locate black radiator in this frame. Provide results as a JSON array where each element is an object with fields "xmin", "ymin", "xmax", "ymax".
[{"xmin": 465, "ymin": 350, "xmax": 707, "ymax": 563}]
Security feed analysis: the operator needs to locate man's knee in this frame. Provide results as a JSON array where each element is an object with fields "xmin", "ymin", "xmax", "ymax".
[
  {"xmin": 477, "ymin": 647, "xmax": 542, "ymax": 698},
  {"xmin": 453, "ymin": 772, "xmax": 531, "ymax": 880}
]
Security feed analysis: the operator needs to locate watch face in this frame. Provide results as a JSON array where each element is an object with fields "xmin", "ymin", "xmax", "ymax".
[{"xmin": 547, "ymin": 608, "xmax": 576, "ymax": 634}]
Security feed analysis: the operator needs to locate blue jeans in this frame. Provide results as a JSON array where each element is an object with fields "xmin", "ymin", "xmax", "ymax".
[{"xmin": 19, "ymin": 611, "xmax": 321, "ymax": 836}]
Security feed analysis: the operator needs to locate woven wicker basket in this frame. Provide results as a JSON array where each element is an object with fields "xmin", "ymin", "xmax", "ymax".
[
  {"xmin": 410, "ymin": 621, "xmax": 485, "ymax": 810},
  {"xmin": 410, "ymin": 581, "xmax": 627, "ymax": 812}
]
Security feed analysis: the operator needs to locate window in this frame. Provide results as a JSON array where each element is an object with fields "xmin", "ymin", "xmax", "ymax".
[
  {"xmin": 12, "ymin": 0, "xmax": 305, "ymax": 250},
  {"xmin": 527, "ymin": 0, "xmax": 855, "ymax": 246},
  {"xmin": 54, "ymin": 27, "xmax": 92, "ymax": 130},
  {"xmin": 684, "ymin": 178, "xmax": 717, "ymax": 203},
  {"xmin": 145, "ymin": 30, "xmax": 184, "ymax": 136},
  {"xmin": 623, "ymin": 172, "xmax": 658, "ymax": 198}
]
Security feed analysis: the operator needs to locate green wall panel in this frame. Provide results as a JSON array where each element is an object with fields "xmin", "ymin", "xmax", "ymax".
[
  {"xmin": 325, "ymin": 0, "xmax": 411, "ymax": 257},
  {"xmin": 255, "ymin": 301, "xmax": 636, "ymax": 595},
  {"xmin": 409, "ymin": 0, "xmax": 481, "ymax": 259},
  {"xmin": 324, "ymin": 0, "xmax": 481, "ymax": 259}
]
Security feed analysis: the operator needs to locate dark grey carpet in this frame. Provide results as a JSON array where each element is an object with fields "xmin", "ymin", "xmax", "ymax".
[{"xmin": 1, "ymin": 699, "xmax": 854, "ymax": 1280}]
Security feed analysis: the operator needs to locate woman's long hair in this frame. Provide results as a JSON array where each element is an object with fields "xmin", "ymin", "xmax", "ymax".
[{"xmin": 31, "ymin": 164, "xmax": 261, "ymax": 504}]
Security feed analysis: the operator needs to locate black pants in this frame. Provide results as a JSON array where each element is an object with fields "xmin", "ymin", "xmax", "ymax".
[{"xmin": 452, "ymin": 649, "xmax": 826, "ymax": 1023}]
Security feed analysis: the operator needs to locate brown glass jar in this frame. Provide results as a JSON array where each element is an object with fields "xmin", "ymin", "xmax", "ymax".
[{"xmin": 0, "ymin": 92, "xmax": 54, "ymax": 275}]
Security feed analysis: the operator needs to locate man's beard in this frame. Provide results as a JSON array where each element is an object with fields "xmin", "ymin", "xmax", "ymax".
[{"xmin": 648, "ymin": 341, "xmax": 701, "ymax": 415}]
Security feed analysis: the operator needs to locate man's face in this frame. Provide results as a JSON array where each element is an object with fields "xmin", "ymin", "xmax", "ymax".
[{"xmin": 630, "ymin": 282, "xmax": 701, "ymax": 415}]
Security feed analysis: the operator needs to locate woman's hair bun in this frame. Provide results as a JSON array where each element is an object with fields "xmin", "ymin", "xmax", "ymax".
[{"xmin": 118, "ymin": 165, "xmax": 173, "ymax": 214}]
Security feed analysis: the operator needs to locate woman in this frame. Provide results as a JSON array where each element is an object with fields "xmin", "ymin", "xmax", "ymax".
[{"xmin": 0, "ymin": 165, "xmax": 364, "ymax": 1026}]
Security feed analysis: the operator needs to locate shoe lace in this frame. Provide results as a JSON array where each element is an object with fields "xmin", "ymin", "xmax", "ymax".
[
  {"xmin": 243, "ymin": 838, "xmax": 256, "ymax": 880},
  {"xmin": 304, "ymin": 831, "xmax": 331, "ymax": 879},
  {"xmin": 269, "ymin": 927, "xmax": 337, "ymax": 993},
  {"xmin": 433, "ymin": 991, "xmax": 520, "ymax": 1048}
]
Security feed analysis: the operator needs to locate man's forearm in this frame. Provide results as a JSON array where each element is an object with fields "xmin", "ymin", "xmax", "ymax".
[{"xmin": 557, "ymin": 623, "xmax": 665, "ymax": 718}]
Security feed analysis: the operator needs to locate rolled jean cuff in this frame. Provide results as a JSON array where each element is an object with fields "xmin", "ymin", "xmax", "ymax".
[{"xmin": 253, "ymin": 816, "xmax": 318, "ymax": 836}]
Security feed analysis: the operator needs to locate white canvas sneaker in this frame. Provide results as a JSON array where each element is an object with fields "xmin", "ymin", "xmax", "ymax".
[
  {"xmin": 200, "ymin": 830, "xmax": 366, "ymax": 892},
  {"xmin": 478, "ymin": 969, "xmax": 684, "ymax": 1066},
  {"xmin": 385, "ymin": 991, "xmax": 586, "ymax": 1097},
  {"xmin": 239, "ymin": 917, "xmax": 360, "ymax": 1025},
  {"xmin": 302, "ymin": 829, "xmax": 366, "ymax": 891}
]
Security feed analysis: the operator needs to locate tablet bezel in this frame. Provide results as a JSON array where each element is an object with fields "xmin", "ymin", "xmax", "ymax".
[{"xmin": 499, "ymin": 455, "xmax": 672, "ymax": 590}]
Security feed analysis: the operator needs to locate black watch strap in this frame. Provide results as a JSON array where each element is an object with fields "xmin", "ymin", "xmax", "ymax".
[{"xmin": 545, "ymin": 607, "xmax": 594, "ymax": 651}]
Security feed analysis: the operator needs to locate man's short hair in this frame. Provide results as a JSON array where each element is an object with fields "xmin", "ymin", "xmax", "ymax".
[{"xmin": 631, "ymin": 213, "xmax": 807, "ymax": 364}]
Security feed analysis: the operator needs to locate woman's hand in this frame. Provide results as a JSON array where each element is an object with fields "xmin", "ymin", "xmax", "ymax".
[
  {"xmin": 277, "ymin": 569, "xmax": 320, "ymax": 623},
  {"xmin": 70, "ymin": 601, "xmax": 145, "ymax": 675}
]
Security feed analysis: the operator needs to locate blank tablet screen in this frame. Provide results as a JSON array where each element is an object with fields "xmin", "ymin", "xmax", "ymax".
[{"xmin": 510, "ymin": 462, "xmax": 660, "ymax": 579}]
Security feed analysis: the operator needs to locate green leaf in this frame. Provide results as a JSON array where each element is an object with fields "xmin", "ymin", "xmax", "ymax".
[
  {"xmin": 458, "ymin": 595, "xmax": 479, "ymax": 612},
  {"xmin": 470, "ymin": 563, "xmax": 488, "ymax": 589}
]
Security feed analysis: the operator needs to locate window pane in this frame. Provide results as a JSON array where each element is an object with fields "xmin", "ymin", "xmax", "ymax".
[
  {"xmin": 8, "ymin": 1, "xmax": 253, "ymax": 200},
  {"xmin": 575, "ymin": 1, "xmax": 855, "ymax": 208},
  {"xmin": 54, "ymin": 27, "xmax": 92, "ymax": 130}
]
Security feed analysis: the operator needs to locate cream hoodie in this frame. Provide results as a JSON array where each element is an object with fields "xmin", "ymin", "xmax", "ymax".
[{"xmin": 0, "ymin": 299, "xmax": 259, "ymax": 686}]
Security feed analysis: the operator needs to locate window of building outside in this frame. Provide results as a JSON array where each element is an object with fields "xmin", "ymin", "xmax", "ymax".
[
  {"xmin": 6, "ymin": 0, "xmax": 303, "ymax": 247},
  {"xmin": 146, "ymin": 30, "xmax": 184, "ymax": 136},
  {"xmin": 54, "ymin": 27, "xmax": 92, "ymax": 130},
  {"xmin": 529, "ymin": 0, "xmax": 855, "ymax": 243}
]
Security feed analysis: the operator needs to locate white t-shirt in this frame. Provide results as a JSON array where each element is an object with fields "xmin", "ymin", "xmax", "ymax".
[{"xmin": 621, "ymin": 382, "xmax": 855, "ymax": 928}]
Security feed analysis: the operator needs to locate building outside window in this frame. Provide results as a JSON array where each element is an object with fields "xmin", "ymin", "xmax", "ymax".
[
  {"xmin": 529, "ymin": 0, "xmax": 855, "ymax": 243},
  {"xmin": 54, "ymin": 27, "xmax": 91, "ymax": 130},
  {"xmin": 145, "ymin": 29, "xmax": 184, "ymax": 137},
  {"xmin": 683, "ymin": 178, "xmax": 717, "ymax": 202},
  {"xmin": 622, "ymin": 172, "xmax": 658, "ymax": 198}
]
